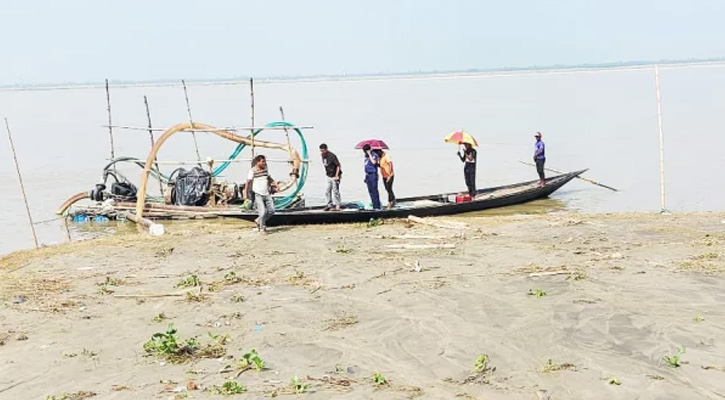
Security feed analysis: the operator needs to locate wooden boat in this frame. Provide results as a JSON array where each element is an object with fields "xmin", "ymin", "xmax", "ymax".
[{"xmin": 225, "ymin": 169, "xmax": 586, "ymax": 226}]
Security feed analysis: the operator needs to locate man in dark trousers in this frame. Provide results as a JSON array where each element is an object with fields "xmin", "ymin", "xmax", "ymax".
[
  {"xmin": 534, "ymin": 132, "xmax": 546, "ymax": 186},
  {"xmin": 362, "ymin": 144, "xmax": 381, "ymax": 210},
  {"xmin": 458, "ymin": 143, "xmax": 477, "ymax": 197},
  {"xmin": 319, "ymin": 143, "xmax": 342, "ymax": 211}
]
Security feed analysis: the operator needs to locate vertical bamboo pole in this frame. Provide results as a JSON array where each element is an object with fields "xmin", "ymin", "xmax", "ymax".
[
  {"xmin": 181, "ymin": 80, "xmax": 202, "ymax": 161},
  {"xmin": 279, "ymin": 106, "xmax": 292, "ymax": 149},
  {"xmin": 105, "ymin": 79, "xmax": 115, "ymax": 159},
  {"xmin": 250, "ymin": 77, "xmax": 255, "ymax": 157},
  {"xmin": 654, "ymin": 65, "xmax": 667, "ymax": 213},
  {"xmin": 144, "ymin": 95, "xmax": 164, "ymax": 196},
  {"xmin": 5, "ymin": 117, "xmax": 39, "ymax": 248},
  {"xmin": 64, "ymin": 217, "xmax": 72, "ymax": 242}
]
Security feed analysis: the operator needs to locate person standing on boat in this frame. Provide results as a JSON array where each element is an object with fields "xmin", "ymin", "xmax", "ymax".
[
  {"xmin": 374, "ymin": 149, "xmax": 395, "ymax": 209},
  {"xmin": 319, "ymin": 143, "xmax": 342, "ymax": 211},
  {"xmin": 362, "ymin": 144, "xmax": 381, "ymax": 210},
  {"xmin": 534, "ymin": 132, "xmax": 546, "ymax": 186},
  {"xmin": 243, "ymin": 155, "xmax": 278, "ymax": 233},
  {"xmin": 458, "ymin": 143, "xmax": 477, "ymax": 197}
]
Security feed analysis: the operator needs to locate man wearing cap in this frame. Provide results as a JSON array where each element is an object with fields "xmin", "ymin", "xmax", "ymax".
[{"xmin": 534, "ymin": 132, "xmax": 546, "ymax": 186}]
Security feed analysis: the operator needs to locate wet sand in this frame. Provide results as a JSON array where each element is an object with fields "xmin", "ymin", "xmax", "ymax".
[{"xmin": 1, "ymin": 212, "xmax": 725, "ymax": 399}]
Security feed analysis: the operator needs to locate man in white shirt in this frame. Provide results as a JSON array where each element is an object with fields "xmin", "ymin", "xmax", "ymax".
[{"xmin": 243, "ymin": 155, "xmax": 278, "ymax": 233}]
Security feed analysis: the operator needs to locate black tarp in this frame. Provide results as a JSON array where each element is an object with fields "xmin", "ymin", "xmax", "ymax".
[{"xmin": 172, "ymin": 167, "xmax": 212, "ymax": 206}]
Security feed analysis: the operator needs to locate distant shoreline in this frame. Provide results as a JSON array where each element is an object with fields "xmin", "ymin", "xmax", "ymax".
[{"xmin": 2, "ymin": 57, "xmax": 725, "ymax": 92}]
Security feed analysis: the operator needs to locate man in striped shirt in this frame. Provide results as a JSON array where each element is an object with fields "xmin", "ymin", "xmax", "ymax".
[{"xmin": 243, "ymin": 155, "xmax": 278, "ymax": 233}]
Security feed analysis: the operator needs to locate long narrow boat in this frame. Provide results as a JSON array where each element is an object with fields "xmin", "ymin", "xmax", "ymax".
[{"xmin": 225, "ymin": 169, "xmax": 586, "ymax": 226}]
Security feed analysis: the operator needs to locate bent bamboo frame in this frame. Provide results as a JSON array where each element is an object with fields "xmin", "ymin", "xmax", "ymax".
[
  {"xmin": 135, "ymin": 122, "xmax": 301, "ymax": 219},
  {"xmin": 56, "ymin": 192, "xmax": 88, "ymax": 215}
]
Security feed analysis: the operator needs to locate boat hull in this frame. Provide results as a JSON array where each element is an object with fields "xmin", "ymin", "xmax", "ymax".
[{"xmin": 223, "ymin": 170, "xmax": 586, "ymax": 226}]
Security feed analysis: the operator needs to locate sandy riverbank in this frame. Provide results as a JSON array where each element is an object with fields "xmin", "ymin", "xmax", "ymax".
[{"xmin": 1, "ymin": 212, "xmax": 724, "ymax": 400}]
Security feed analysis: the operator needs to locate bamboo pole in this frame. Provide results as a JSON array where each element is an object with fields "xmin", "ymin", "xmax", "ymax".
[
  {"xmin": 181, "ymin": 80, "xmax": 202, "ymax": 161},
  {"xmin": 102, "ymin": 125, "xmax": 313, "ymax": 132},
  {"xmin": 134, "ymin": 122, "xmax": 303, "ymax": 219},
  {"xmin": 250, "ymin": 77, "xmax": 255, "ymax": 157},
  {"xmin": 280, "ymin": 106, "xmax": 293, "ymax": 150},
  {"xmin": 517, "ymin": 161, "xmax": 618, "ymax": 191},
  {"xmin": 654, "ymin": 65, "xmax": 667, "ymax": 213},
  {"xmin": 151, "ymin": 158, "xmax": 309, "ymax": 165},
  {"xmin": 125, "ymin": 212, "xmax": 165, "ymax": 236},
  {"xmin": 143, "ymin": 95, "xmax": 164, "ymax": 196},
  {"xmin": 105, "ymin": 79, "xmax": 115, "ymax": 159},
  {"xmin": 5, "ymin": 117, "xmax": 39, "ymax": 248},
  {"xmin": 64, "ymin": 217, "xmax": 72, "ymax": 242}
]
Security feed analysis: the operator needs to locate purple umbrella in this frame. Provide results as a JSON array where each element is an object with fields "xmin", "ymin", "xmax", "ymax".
[{"xmin": 354, "ymin": 139, "xmax": 389, "ymax": 150}]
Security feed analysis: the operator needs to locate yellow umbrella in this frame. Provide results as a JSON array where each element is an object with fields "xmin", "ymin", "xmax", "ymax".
[{"xmin": 444, "ymin": 131, "xmax": 478, "ymax": 148}]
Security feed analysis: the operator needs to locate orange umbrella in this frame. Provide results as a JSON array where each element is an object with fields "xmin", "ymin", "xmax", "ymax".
[{"xmin": 444, "ymin": 131, "xmax": 478, "ymax": 148}]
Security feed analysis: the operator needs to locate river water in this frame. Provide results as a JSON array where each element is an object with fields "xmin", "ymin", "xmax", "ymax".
[{"xmin": 1, "ymin": 65, "xmax": 724, "ymax": 255}]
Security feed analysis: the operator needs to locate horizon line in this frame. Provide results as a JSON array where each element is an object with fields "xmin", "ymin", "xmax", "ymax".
[{"xmin": 2, "ymin": 57, "xmax": 725, "ymax": 92}]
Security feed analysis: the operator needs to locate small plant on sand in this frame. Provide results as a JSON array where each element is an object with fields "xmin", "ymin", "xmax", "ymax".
[
  {"xmin": 208, "ymin": 332, "xmax": 231, "ymax": 345},
  {"xmin": 567, "ymin": 271, "xmax": 588, "ymax": 281},
  {"xmin": 231, "ymin": 294, "xmax": 245, "ymax": 303},
  {"xmin": 528, "ymin": 289, "xmax": 547, "ymax": 298},
  {"xmin": 695, "ymin": 253, "xmax": 718, "ymax": 260},
  {"xmin": 98, "ymin": 285, "xmax": 114, "ymax": 295},
  {"xmin": 472, "ymin": 354, "xmax": 494, "ymax": 375},
  {"xmin": 287, "ymin": 270, "xmax": 307, "ymax": 284},
  {"xmin": 608, "ymin": 376, "xmax": 622, "ymax": 385},
  {"xmin": 663, "ymin": 346, "xmax": 686, "ymax": 368},
  {"xmin": 335, "ymin": 246, "xmax": 353, "ymax": 254},
  {"xmin": 290, "ymin": 376, "xmax": 309, "ymax": 394},
  {"xmin": 153, "ymin": 312, "xmax": 168, "ymax": 323},
  {"xmin": 373, "ymin": 372, "xmax": 388, "ymax": 385},
  {"xmin": 695, "ymin": 314, "xmax": 705, "ymax": 323},
  {"xmin": 185, "ymin": 291, "xmax": 205, "ymax": 302},
  {"xmin": 143, "ymin": 324, "xmax": 198, "ymax": 362},
  {"xmin": 97, "ymin": 276, "xmax": 124, "ymax": 287},
  {"xmin": 238, "ymin": 348, "xmax": 265, "ymax": 371},
  {"xmin": 176, "ymin": 274, "xmax": 200, "ymax": 288},
  {"xmin": 45, "ymin": 391, "xmax": 97, "ymax": 400},
  {"xmin": 144, "ymin": 324, "xmax": 225, "ymax": 363},
  {"xmin": 224, "ymin": 271, "xmax": 243, "ymax": 284},
  {"xmin": 540, "ymin": 359, "xmax": 576, "ymax": 373},
  {"xmin": 214, "ymin": 381, "xmax": 246, "ymax": 395},
  {"xmin": 81, "ymin": 348, "xmax": 98, "ymax": 358},
  {"xmin": 463, "ymin": 354, "xmax": 496, "ymax": 383},
  {"xmin": 207, "ymin": 283, "xmax": 222, "ymax": 292},
  {"xmin": 367, "ymin": 218, "xmax": 383, "ymax": 227}
]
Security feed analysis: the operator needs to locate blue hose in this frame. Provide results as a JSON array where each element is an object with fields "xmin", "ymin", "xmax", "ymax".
[{"xmin": 212, "ymin": 121, "xmax": 308, "ymax": 209}]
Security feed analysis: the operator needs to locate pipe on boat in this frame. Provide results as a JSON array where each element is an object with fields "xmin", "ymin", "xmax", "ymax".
[
  {"xmin": 56, "ymin": 192, "xmax": 88, "ymax": 215},
  {"xmin": 135, "ymin": 122, "xmax": 302, "ymax": 220}
]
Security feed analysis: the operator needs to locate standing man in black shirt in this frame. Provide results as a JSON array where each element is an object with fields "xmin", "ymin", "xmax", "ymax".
[{"xmin": 319, "ymin": 143, "xmax": 342, "ymax": 211}]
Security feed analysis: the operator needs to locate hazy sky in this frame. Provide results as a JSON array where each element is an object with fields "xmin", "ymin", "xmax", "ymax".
[{"xmin": 2, "ymin": 0, "xmax": 725, "ymax": 85}]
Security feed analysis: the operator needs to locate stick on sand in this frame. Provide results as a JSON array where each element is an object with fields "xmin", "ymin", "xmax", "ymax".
[{"xmin": 408, "ymin": 215, "xmax": 468, "ymax": 230}]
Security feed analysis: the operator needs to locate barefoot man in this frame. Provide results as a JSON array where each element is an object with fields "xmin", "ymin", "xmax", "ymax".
[{"xmin": 534, "ymin": 132, "xmax": 546, "ymax": 186}]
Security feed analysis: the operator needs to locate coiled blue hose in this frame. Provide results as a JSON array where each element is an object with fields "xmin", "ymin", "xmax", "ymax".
[{"xmin": 212, "ymin": 121, "xmax": 308, "ymax": 209}]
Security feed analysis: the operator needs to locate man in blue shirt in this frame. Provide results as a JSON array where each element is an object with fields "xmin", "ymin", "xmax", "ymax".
[
  {"xmin": 534, "ymin": 132, "xmax": 546, "ymax": 186},
  {"xmin": 362, "ymin": 144, "xmax": 381, "ymax": 210}
]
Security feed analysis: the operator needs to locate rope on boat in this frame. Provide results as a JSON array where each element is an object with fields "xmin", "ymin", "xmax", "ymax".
[
  {"xmin": 57, "ymin": 121, "xmax": 309, "ymax": 217},
  {"xmin": 212, "ymin": 120, "xmax": 309, "ymax": 209}
]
